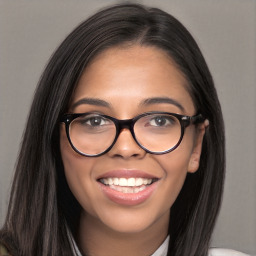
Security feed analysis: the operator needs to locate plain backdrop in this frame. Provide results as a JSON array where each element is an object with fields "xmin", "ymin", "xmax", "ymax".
[{"xmin": 0, "ymin": 0, "xmax": 255, "ymax": 255}]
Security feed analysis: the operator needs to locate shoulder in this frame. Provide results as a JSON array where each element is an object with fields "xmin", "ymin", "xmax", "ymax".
[
  {"xmin": 0, "ymin": 244, "xmax": 11, "ymax": 256},
  {"xmin": 208, "ymin": 248, "xmax": 250, "ymax": 256}
]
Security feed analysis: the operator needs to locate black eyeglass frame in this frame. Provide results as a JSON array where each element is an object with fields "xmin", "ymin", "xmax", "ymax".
[{"xmin": 60, "ymin": 111, "xmax": 205, "ymax": 157}]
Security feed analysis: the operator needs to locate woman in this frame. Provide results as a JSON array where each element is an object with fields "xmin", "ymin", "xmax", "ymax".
[{"xmin": 0, "ymin": 3, "xmax": 249, "ymax": 256}]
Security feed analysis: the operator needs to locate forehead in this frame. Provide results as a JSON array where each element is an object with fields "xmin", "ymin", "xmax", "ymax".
[{"xmin": 71, "ymin": 45, "xmax": 195, "ymax": 115}]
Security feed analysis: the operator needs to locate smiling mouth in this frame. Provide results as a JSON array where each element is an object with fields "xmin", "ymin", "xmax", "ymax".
[{"xmin": 98, "ymin": 177, "xmax": 158, "ymax": 194}]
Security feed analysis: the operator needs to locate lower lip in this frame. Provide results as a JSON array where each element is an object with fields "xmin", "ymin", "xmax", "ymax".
[{"xmin": 98, "ymin": 182, "xmax": 158, "ymax": 206}]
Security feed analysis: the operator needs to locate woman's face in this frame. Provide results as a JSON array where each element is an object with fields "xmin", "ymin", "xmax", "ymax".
[{"xmin": 60, "ymin": 45, "xmax": 206, "ymax": 235}]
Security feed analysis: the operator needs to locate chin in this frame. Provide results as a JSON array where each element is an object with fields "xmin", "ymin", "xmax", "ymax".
[
  {"xmin": 95, "ymin": 206, "xmax": 170, "ymax": 235},
  {"xmin": 106, "ymin": 219, "xmax": 153, "ymax": 234}
]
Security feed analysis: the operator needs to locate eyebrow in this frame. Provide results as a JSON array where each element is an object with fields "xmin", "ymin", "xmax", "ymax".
[
  {"xmin": 71, "ymin": 98, "xmax": 111, "ymax": 110},
  {"xmin": 141, "ymin": 97, "xmax": 185, "ymax": 112},
  {"xmin": 71, "ymin": 96, "xmax": 184, "ymax": 112}
]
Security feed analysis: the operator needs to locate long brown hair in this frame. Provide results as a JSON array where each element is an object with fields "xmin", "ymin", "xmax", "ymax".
[{"xmin": 0, "ymin": 3, "xmax": 225, "ymax": 256}]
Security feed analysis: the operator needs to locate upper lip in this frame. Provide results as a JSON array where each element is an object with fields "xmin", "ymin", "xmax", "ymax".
[{"xmin": 96, "ymin": 169, "xmax": 160, "ymax": 180}]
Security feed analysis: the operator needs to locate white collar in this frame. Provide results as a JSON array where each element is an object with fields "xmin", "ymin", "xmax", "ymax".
[
  {"xmin": 71, "ymin": 234, "xmax": 170, "ymax": 256},
  {"xmin": 69, "ymin": 230, "xmax": 249, "ymax": 256},
  {"xmin": 151, "ymin": 236, "xmax": 169, "ymax": 256}
]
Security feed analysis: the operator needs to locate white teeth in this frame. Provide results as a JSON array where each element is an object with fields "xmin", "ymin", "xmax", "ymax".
[
  {"xmin": 134, "ymin": 187, "xmax": 140, "ymax": 193},
  {"xmin": 109, "ymin": 185, "xmax": 147, "ymax": 193},
  {"xmin": 143, "ymin": 179, "xmax": 149, "ymax": 185},
  {"xmin": 113, "ymin": 178, "xmax": 119, "ymax": 185},
  {"xmin": 101, "ymin": 177, "xmax": 153, "ymax": 187},
  {"xmin": 127, "ymin": 178, "xmax": 135, "ymax": 186},
  {"xmin": 119, "ymin": 178, "xmax": 127, "ymax": 186},
  {"xmin": 135, "ymin": 178, "xmax": 143, "ymax": 186},
  {"xmin": 108, "ymin": 178, "xmax": 113, "ymax": 185}
]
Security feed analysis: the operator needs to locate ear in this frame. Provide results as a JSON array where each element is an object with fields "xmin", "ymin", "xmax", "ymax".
[{"xmin": 188, "ymin": 120, "xmax": 209, "ymax": 173}]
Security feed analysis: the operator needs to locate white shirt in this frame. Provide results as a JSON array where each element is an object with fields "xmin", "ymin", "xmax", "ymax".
[
  {"xmin": 72, "ymin": 235, "xmax": 250, "ymax": 256},
  {"xmin": 151, "ymin": 236, "xmax": 169, "ymax": 256},
  {"xmin": 208, "ymin": 248, "xmax": 250, "ymax": 256},
  {"xmin": 151, "ymin": 236, "xmax": 250, "ymax": 256}
]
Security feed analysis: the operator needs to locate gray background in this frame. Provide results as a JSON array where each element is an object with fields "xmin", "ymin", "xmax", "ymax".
[{"xmin": 0, "ymin": 0, "xmax": 255, "ymax": 255}]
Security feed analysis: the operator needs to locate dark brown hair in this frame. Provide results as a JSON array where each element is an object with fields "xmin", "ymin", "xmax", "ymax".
[{"xmin": 0, "ymin": 3, "xmax": 225, "ymax": 256}]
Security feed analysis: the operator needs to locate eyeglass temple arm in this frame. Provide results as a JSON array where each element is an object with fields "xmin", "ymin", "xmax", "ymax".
[
  {"xmin": 182, "ymin": 114, "xmax": 205, "ymax": 127},
  {"xmin": 191, "ymin": 114, "xmax": 205, "ymax": 124}
]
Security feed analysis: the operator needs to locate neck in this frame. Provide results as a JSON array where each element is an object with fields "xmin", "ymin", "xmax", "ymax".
[{"xmin": 77, "ymin": 211, "xmax": 169, "ymax": 256}]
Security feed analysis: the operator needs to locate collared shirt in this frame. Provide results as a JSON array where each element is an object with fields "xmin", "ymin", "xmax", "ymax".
[
  {"xmin": 72, "ymin": 236, "xmax": 250, "ymax": 256},
  {"xmin": 151, "ymin": 236, "xmax": 169, "ymax": 256},
  {"xmin": 67, "ymin": 228, "xmax": 250, "ymax": 256},
  {"xmin": 72, "ymin": 236, "xmax": 170, "ymax": 256},
  {"xmin": 0, "ymin": 240, "xmax": 251, "ymax": 256},
  {"xmin": 208, "ymin": 248, "xmax": 250, "ymax": 256}
]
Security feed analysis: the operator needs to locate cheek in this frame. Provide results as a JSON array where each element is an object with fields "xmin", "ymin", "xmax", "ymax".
[
  {"xmin": 60, "ymin": 127, "xmax": 84, "ymax": 179},
  {"xmin": 60, "ymin": 129, "xmax": 98, "ymax": 215},
  {"xmin": 156, "ymin": 130, "xmax": 195, "ymax": 174},
  {"xmin": 153, "ymin": 133, "xmax": 195, "ymax": 204},
  {"xmin": 157, "ymin": 151, "xmax": 190, "ymax": 192}
]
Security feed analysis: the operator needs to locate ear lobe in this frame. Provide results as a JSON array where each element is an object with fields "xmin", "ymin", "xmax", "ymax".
[{"xmin": 188, "ymin": 120, "xmax": 209, "ymax": 173}]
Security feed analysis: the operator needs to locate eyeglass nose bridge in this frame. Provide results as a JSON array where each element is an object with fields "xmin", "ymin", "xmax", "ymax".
[
  {"xmin": 114, "ymin": 118, "xmax": 136, "ymax": 140},
  {"xmin": 110, "ymin": 118, "xmax": 149, "ymax": 154}
]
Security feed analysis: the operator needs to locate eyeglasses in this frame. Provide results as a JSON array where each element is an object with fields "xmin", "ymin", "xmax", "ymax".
[{"xmin": 60, "ymin": 111, "xmax": 204, "ymax": 157}]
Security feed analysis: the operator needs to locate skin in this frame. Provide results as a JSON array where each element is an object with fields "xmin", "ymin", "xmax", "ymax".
[{"xmin": 60, "ymin": 45, "xmax": 208, "ymax": 256}]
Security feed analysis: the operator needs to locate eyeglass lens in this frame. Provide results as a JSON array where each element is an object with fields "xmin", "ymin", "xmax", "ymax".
[{"xmin": 68, "ymin": 113, "xmax": 182, "ymax": 155}]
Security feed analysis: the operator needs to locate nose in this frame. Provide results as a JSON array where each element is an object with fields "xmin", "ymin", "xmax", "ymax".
[{"xmin": 107, "ymin": 128, "xmax": 146, "ymax": 159}]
